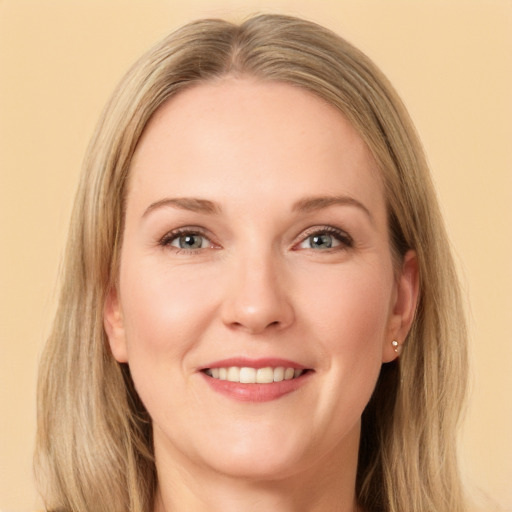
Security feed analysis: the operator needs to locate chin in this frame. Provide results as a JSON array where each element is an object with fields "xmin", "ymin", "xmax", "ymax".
[
  {"xmin": 201, "ymin": 446, "xmax": 307, "ymax": 481},
  {"xmin": 191, "ymin": 420, "xmax": 340, "ymax": 482}
]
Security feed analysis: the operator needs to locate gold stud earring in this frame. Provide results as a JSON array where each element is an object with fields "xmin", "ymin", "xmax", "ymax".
[{"xmin": 392, "ymin": 340, "xmax": 399, "ymax": 354}]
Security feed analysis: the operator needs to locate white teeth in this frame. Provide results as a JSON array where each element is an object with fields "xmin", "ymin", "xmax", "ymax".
[
  {"xmin": 239, "ymin": 367, "xmax": 256, "ymax": 383},
  {"xmin": 205, "ymin": 366, "xmax": 305, "ymax": 383},
  {"xmin": 227, "ymin": 367, "xmax": 240, "ymax": 382},
  {"xmin": 256, "ymin": 367, "xmax": 274, "ymax": 384},
  {"xmin": 284, "ymin": 367, "xmax": 295, "ymax": 380},
  {"xmin": 273, "ymin": 367, "xmax": 284, "ymax": 382}
]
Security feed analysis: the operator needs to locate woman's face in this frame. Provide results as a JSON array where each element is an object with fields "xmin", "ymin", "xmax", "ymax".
[{"xmin": 105, "ymin": 79, "xmax": 417, "ymax": 480}]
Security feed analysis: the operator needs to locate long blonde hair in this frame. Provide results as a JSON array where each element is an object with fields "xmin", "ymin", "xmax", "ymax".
[{"xmin": 35, "ymin": 14, "xmax": 468, "ymax": 512}]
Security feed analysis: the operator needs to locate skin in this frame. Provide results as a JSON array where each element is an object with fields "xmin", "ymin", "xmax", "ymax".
[{"xmin": 104, "ymin": 78, "xmax": 418, "ymax": 512}]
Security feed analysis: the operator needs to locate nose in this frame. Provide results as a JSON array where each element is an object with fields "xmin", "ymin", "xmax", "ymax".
[{"xmin": 220, "ymin": 251, "xmax": 295, "ymax": 335}]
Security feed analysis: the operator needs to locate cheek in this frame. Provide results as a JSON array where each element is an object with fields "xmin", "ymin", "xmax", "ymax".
[
  {"xmin": 300, "ymin": 262, "xmax": 393, "ymax": 406},
  {"xmin": 117, "ymin": 258, "xmax": 222, "ymax": 422},
  {"xmin": 282, "ymin": 262, "xmax": 394, "ymax": 452},
  {"xmin": 301, "ymin": 262, "xmax": 393, "ymax": 351},
  {"xmin": 118, "ymin": 256, "xmax": 221, "ymax": 365}
]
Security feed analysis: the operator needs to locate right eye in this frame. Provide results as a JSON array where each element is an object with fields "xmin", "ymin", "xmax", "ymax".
[
  {"xmin": 170, "ymin": 233, "xmax": 209, "ymax": 250},
  {"xmin": 160, "ymin": 229, "xmax": 215, "ymax": 253}
]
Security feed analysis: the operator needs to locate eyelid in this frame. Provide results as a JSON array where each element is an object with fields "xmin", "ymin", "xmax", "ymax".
[
  {"xmin": 292, "ymin": 225, "xmax": 354, "ymax": 250},
  {"xmin": 158, "ymin": 224, "xmax": 353, "ymax": 252},
  {"xmin": 159, "ymin": 226, "xmax": 220, "ymax": 252}
]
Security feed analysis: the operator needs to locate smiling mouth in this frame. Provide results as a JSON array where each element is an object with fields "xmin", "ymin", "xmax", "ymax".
[{"xmin": 202, "ymin": 366, "xmax": 308, "ymax": 384}]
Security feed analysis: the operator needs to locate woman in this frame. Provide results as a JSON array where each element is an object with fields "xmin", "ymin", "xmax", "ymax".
[{"xmin": 35, "ymin": 13, "xmax": 469, "ymax": 512}]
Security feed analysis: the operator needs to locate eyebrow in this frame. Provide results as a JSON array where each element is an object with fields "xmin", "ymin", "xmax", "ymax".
[
  {"xmin": 292, "ymin": 195, "xmax": 374, "ymax": 223},
  {"xmin": 142, "ymin": 194, "xmax": 373, "ymax": 222},
  {"xmin": 143, "ymin": 197, "xmax": 221, "ymax": 217}
]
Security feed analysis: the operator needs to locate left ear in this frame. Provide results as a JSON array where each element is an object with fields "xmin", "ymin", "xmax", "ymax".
[{"xmin": 382, "ymin": 250, "xmax": 420, "ymax": 362}]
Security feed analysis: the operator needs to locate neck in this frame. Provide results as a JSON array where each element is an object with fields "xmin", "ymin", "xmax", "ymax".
[{"xmin": 153, "ymin": 426, "xmax": 362, "ymax": 512}]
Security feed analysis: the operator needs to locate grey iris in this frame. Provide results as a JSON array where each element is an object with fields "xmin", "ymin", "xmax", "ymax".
[
  {"xmin": 179, "ymin": 234, "xmax": 203, "ymax": 249},
  {"xmin": 310, "ymin": 234, "xmax": 333, "ymax": 249}
]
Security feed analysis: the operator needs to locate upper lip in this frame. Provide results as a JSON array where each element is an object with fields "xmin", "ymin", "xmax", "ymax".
[{"xmin": 200, "ymin": 357, "xmax": 309, "ymax": 370}]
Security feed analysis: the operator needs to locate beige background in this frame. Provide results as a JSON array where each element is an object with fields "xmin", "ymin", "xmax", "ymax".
[{"xmin": 1, "ymin": 0, "xmax": 511, "ymax": 510}]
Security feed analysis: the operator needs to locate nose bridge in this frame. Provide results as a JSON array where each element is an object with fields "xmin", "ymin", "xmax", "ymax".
[{"xmin": 221, "ymin": 243, "xmax": 294, "ymax": 333}]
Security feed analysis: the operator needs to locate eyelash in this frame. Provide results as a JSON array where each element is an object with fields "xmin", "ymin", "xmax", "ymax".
[
  {"xmin": 294, "ymin": 225, "xmax": 353, "ymax": 251},
  {"xmin": 159, "ymin": 227, "xmax": 216, "ymax": 254},
  {"xmin": 158, "ymin": 225, "xmax": 353, "ymax": 254}
]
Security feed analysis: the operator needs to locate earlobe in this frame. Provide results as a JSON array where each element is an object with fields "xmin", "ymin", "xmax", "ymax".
[
  {"xmin": 383, "ymin": 250, "xmax": 420, "ymax": 362},
  {"xmin": 103, "ymin": 287, "xmax": 129, "ymax": 363}
]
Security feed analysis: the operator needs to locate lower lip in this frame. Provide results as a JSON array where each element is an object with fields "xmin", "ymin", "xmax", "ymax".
[{"xmin": 200, "ymin": 372, "xmax": 312, "ymax": 402}]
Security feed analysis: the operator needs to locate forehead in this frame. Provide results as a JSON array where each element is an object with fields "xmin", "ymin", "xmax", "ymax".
[{"xmin": 128, "ymin": 79, "xmax": 385, "ymax": 218}]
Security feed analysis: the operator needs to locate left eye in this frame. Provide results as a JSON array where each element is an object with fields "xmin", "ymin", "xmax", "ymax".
[
  {"xmin": 169, "ymin": 233, "xmax": 210, "ymax": 250},
  {"xmin": 299, "ymin": 233, "xmax": 340, "ymax": 250},
  {"xmin": 296, "ymin": 228, "xmax": 352, "ymax": 250}
]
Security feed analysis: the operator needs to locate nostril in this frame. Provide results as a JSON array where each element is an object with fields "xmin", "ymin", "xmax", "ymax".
[
  {"xmin": 221, "ymin": 287, "xmax": 295, "ymax": 334},
  {"xmin": 228, "ymin": 319, "xmax": 283, "ymax": 333}
]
